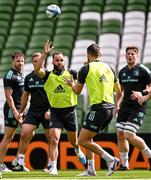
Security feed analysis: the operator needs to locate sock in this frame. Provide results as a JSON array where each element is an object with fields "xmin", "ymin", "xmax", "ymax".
[
  {"xmin": 87, "ymin": 159, "xmax": 95, "ymax": 171},
  {"xmin": 101, "ymin": 151, "xmax": 114, "ymax": 163},
  {"xmin": 74, "ymin": 148, "xmax": 81, "ymax": 156},
  {"xmin": 120, "ymin": 152, "xmax": 129, "ymax": 167},
  {"xmin": 18, "ymin": 154, "xmax": 25, "ymax": 166},
  {"xmin": 51, "ymin": 161, "xmax": 57, "ymax": 170},
  {"xmin": 142, "ymin": 147, "xmax": 151, "ymax": 158},
  {"xmin": 48, "ymin": 158, "xmax": 51, "ymax": 166}
]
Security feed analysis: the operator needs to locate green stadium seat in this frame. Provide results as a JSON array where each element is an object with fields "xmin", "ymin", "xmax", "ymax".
[
  {"xmin": 32, "ymin": 27, "xmax": 53, "ymax": 36},
  {"xmin": 77, "ymin": 34, "xmax": 97, "ymax": 41},
  {"xmin": 12, "ymin": 20, "xmax": 32, "ymax": 28},
  {"xmin": 39, "ymin": 0, "xmax": 60, "ymax": 6},
  {"xmin": 105, "ymin": 0, "xmax": 125, "ymax": 6},
  {"xmin": 2, "ymin": 48, "xmax": 23, "ymax": 57},
  {"xmin": 26, "ymin": 48, "xmax": 43, "ymax": 57},
  {"xmin": 0, "ymin": 13, "xmax": 12, "ymax": 21},
  {"xmin": 55, "ymin": 27, "xmax": 76, "ymax": 36},
  {"xmin": 36, "ymin": 13, "xmax": 49, "ymax": 20},
  {"xmin": 30, "ymin": 35, "xmax": 50, "ymax": 43},
  {"xmin": 126, "ymin": 4, "xmax": 147, "ymax": 11},
  {"xmin": 57, "ymin": 20, "xmax": 77, "ymax": 28},
  {"xmin": 0, "ymin": 5, "xmax": 13, "ymax": 13},
  {"xmin": 53, "ymin": 40, "xmax": 73, "ymax": 50},
  {"xmin": 128, "ymin": 0, "xmax": 148, "ymax": 6},
  {"xmin": 34, "ymin": 20, "xmax": 54, "ymax": 28},
  {"xmin": 18, "ymin": 0, "xmax": 37, "ymax": 6},
  {"xmin": 5, "ymin": 41, "xmax": 27, "ymax": 50},
  {"xmin": 15, "ymin": 5, "xmax": 36, "ymax": 14},
  {"xmin": 10, "ymin": 27, "xmax": 31, "ymax": 36},
  {"xmin": 82, "ymin": 5, "xmax": 103, "ymax": 13},
  {"xmin": 0, "ymin": 20, "xmax": 10, "ymax": 29},
  {"xmin": 0, "ymin": 28, "xmax": 9, "ymax": 37},
  {"xmin": 0, "ymin": 35, "xmax": 5, "ymax": 45},
  {"xmin": 61, "ymin": 5, "xmax": 80, "ymax": 13},
  {"xmin": 13, "ymin": 13, "xmax": 34, "ymax": 21},
  {"xmin": 0, "ymin": 57, "xmax": 11, "ymax": 64},
  {"xmin": 78, "ymin": 27, "xmax": 98, "ymax": 36},
  {"xmin": 58, "ymin": 12, "xmax": 79, "ymax": 21},
  {"xmin": 61, "ymin": 0, "xmax": 81, "ymax": 6},
  {"xmin": 7, "ymin": 35, "xmax": 28, "ymax": 43},
  {"xmin": 80, "ymin": 20, "xmax": 98, "ymax": 29},
  {"xmin": 51, "ymin": 48, "xmax": 71, "ymax": 58},
  {"xmin": 28, "ymin": 41, "xmax": 44, "ymax": 49},
  {"xmin": 101, "ymin": 19, "xmax": 122, "ymax": 34},
  {"xmin": 0, "ymin": 0, "xmax": 16, "ymax": 6},
  {"xmin": 84, "ymin": 0, "xmax": 104, "ymax": 6},
  {"xmin": 37, "ymin": 6, "xmax": 46, "ymax": 13},
  {"xmin": 104, "ymin": 4, "xmax": 125, "ymax": 12}
]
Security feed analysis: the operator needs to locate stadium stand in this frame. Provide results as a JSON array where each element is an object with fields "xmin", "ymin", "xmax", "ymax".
[{"xmin": 0, "ymin": 0, "xmax": 151, "ymax": 133}]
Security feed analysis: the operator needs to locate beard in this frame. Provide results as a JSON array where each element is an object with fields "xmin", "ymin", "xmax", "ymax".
[{"xmin": 53, "ymin": 64, "xmax": 65, "ymax": 74}]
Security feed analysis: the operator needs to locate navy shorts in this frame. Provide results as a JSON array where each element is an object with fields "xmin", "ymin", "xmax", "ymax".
[
  {"xmin": 23, "ymin": 110, "xmax": 51, "ymax": 129},
  {"xmin": 117, "ymin": 107, "xmax": 145, "ymax": 126},
  {"xmin": 82, "ymin": 107, "xmax": 114, "ymax": 133},
  {"xmin": 3, "ymin": 105, "xmax": 18, "ymax": 128},
  {"xmin": 50, "ymin": 109, "xmax": 77, "ymax": 132}
]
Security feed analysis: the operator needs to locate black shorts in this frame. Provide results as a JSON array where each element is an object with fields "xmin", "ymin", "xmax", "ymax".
[
  {"xmin": 3, "ymin": 105, "xmax": 18, "ymax": 128},
  {"xmin": 117, "ymin": 108, "xmax": 145, "ymax": 126},
  {"xmin": 50, "ymin": 109, "xmax": 77, "ymax": 132},
  {"xmin": 23, "ymin": 111, "xmax": 51, "ymax": 129},
  {"xmin": 82, "ymin": 107, "xmax": 114, "ymax": 133}
]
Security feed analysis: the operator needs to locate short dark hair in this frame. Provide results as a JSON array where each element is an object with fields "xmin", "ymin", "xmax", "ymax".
[
  {"xmin": 126, "ymin": 46, "xmax": 139, "ymax": 53},
  {"xmin": 87, "ymin": 43, "xmax": 101, "ymax": 57},
  {"xmin": 32, "ymin": 52, "xmax": 41, "ymax": 60},
  {"xmin": 11, "ymin": 52, "xmax": 25, "ymax": 60},
  {"xmin": 52, "ymin": 52, "xmax": 64, "ymax": 59}
]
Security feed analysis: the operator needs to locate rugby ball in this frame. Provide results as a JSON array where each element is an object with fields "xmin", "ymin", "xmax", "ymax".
[{"xmin": 46, "ymin": 4, "xmax": 61, "ymax": 19}]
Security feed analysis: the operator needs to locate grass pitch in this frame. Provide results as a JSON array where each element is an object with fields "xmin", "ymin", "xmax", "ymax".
[{"xmin": 1, "ymin": 170, "xmax": 151, "ymax": 180}]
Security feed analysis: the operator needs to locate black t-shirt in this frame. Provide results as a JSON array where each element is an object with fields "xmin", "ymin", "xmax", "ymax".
[
  {"xmin": 3, "ymin": 68, "xmax": 24, "ymax": 109},
  {"xmin": 24, "ymin": 71, "xmax": 50, "ymax": 112},
  {"xmin": 119, "ymin": 63, "xmax": 151, "ymax": 108}
]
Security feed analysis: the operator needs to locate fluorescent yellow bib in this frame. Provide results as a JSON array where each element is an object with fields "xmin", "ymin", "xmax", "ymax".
[
  {"xmin": 86, "ymin": 62, "xmax": 115, "ymax": 106},
  {"xmin": 44, "ymin": 70, "xmax": 77, "ymax": 108}
]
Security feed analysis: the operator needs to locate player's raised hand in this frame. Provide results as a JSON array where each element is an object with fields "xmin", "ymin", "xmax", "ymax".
[{"xmin": 44, "ymin": 40, "xmax": 54, "ymax": 55}]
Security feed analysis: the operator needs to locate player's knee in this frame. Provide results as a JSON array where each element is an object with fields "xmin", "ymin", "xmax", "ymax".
[
  {"xmin": 50, "ymin": 136, "xmax": 59, "ymax": 146},
  {"xmin": 20, "ymin": 131, "xmax": 31, "ymax": 140}
]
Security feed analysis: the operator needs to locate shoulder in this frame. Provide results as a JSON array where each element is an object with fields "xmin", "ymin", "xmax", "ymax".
[
  {"xmin": 139, "ymin": 64, "xmax": 151, "ymax": 74},
  {"xmin": 4, "ymin": 69, "xmax": 14, "ymax": 80}
]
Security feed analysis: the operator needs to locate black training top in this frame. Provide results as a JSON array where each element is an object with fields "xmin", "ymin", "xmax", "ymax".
[
  {"xmin": 3, "ymin": 68, "xmax": 24, "ymax": 109},
  {"xmin": 24, "ymin": 71, "xmax": 50, "ymax": 112},
  {"xmin": 119, "ymin": 63, "xmax": 151, "ymax": 108}
]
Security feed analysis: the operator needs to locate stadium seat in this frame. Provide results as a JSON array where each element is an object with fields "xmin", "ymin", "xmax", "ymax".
[
  {"xmin": 61, "ymin": 0, "xmax": 81, "ymax": 6},
  {"xmin": 39, "ymin": 0, "xmax": 60, "ymax": 6},
  {"xmin": 18, "ymin": 0, "xmax": 37, "ymax": 6}
]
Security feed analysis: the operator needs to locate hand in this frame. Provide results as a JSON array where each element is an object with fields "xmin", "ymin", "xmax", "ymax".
[
  {"xmin": 131, "ymin": 91, "xmax": 142, "ymax": 101},
  {"xmin": 44, "ymin": 40, "xmax": 54, "ymax": 55},
  {"xmin": 45, "ymin": 110, "xmax": 51, "ymax": 120},
  {"xmin": 137, "ymin": 96, "xmax": 144, "ymax": 105},
  {"xmin": 63, "ymin": 76, "xmax": 74, "ymax": 87},
  {"xmin": 17, "ymin": 113, "xmax": 24, "ymax": 124},
  {"xmin": 113, "ymin": 106, "xmax": 119, "ymax": 118}
]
